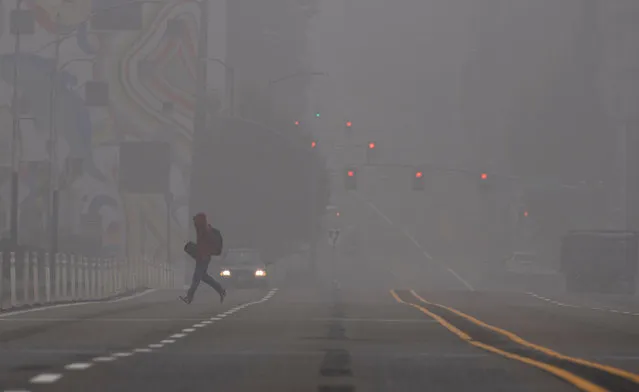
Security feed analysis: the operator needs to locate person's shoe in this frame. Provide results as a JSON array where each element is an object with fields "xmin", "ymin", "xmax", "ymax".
[
  {"xmin": 179, "ymin": 295, "xmax": 192, "ymax": 304},
  {"xmin": 219, "ymin": 289, "xmax": 227, "ymax": 303}
]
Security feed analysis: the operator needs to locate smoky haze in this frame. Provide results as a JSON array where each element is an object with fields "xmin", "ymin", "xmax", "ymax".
[
  {"xmin": 2, "ymin": 1, "xmax": 639, "ymax": 392},
  {"xmin": 0, "ymin": 0, "xmax": 630, "ymax": 292}
]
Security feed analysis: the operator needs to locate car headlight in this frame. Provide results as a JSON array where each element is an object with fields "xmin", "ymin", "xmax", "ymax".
[
  {"xmin": 220, "ymin": 270, "xmax": 231, "ymax": 277},
  {"xmin": 255, "ymin": 269, "xmax": 266, "ymax": 277}
]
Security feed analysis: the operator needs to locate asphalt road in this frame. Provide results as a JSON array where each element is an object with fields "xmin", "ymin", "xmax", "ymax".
[{"xmin": 0, "ymin": 194, "xmax": 638, "ymax": 391}]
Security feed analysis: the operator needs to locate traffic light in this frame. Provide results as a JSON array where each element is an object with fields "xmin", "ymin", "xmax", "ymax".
[
  {"xmin": 315, "ymin": 112, "xmax": 321, "ymax": 118},
  {"xmin": 345, "ymin": 121, "xmax": 353, "ymax": 133},
  {"xmin": 344, "ymin": 167, "xmax": 357, "ymax": 190},
  {"xmin": 311, "ymin": 140, "xmax": 317, "ymax": 149},
  {"xmin": 412, "ymin": 169, "xmax": 424, "ymax": 190},
  {"xmin": 366, "ymin": 141, "xmax": 377, "ymax": 164},
  {"xmin": 294, "ymin": 120, "xmax": 300, "ymax": 126},
  {"xmin": 479, "ymin": 172, "xmax": 493, "ymax": 190}
]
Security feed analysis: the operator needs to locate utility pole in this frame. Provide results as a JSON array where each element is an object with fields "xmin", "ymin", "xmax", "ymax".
[
  {"xmin": 186, "ymin": 0, "xmax": 209, "ymax": 285},
  {"xmin": 48, "ymin": 12, "xmax": 61, "ymax": 255},
  {"xmin": 9, "ymin": 0, "xmax": 23, "ymax": 247}
]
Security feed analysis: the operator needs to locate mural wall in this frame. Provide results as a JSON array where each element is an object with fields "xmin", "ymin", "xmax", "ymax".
[{"xmin": 0, "ymin": 0, "xmax": 206, "ymax": 261}]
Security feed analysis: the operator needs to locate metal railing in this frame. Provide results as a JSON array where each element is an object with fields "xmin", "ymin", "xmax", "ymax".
[{"xmin": 0, "ymin": 251, "xmax": 176, "ymax": 311}]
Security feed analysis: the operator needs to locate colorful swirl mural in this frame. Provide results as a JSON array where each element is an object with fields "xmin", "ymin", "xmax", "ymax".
[{"xmin": 0, "ymin": 0, "xmax": 203, "ymax": 260}]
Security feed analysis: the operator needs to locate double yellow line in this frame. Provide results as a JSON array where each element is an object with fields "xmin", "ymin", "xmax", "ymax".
[{"xmin": 390, "ymin": 289, "xmax": 639, "ymax": 392}]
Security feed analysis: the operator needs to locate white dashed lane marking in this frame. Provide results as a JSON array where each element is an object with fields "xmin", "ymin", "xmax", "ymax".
[
  {"xmin": 4, "ymin": 289, "xmax": 278, "ymax": 392},
  {"xmin": 93, "ymin": 356, "xmax": 116, "ymax": 362},
  {"xmin": 30, "ymin": 373, "xmax": 62, "ymax": 384},
  {"xmin": 65, "ymin": 363, "xmax": 92, "ymax": 370},
  {"xmin": 528, "ymin": 292, "xmax": 639, "ymax": 316}
]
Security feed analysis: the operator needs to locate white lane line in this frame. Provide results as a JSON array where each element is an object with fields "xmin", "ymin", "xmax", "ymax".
[
  {"xmin": 366, "ymin": 201, "xmax": 394, "ymax": 226},
  {"xmin": 183, "ymin": 328, "xmax": 196, "ymax": 332},
  {"xmin": 0, "ymin": 289, "xmax": 157, "ymax": 319},
  {"xmin": 65, "ymin": 363, "xmax": 92, "ymax": 370},
  {"xmin": 201, "ymin": 320, "xmax": 212, "ymax": 324},
  {"xmin": 30, "ymin": 374, "xmax": 62, "ymax": 384},
  {"xmin": 113, "ymin": 352, "xmax": 133, "ymax": 357},
  {"xmin": 447, "ymin": 268, "xmax": 474, "ymax": 291},
  {"xmin": 0, "ymin": 318, "xmax": 216, "ymax": 323},
  {"xmin": 210, "ymin": 317, "xmax": 221, "ymax": 321},
  {"xmin": 135, "ymin": 348, "xmax": 153, "ymax": 353},
  {"xmin": 107, "ymin": 289, "xmax": 157, "ymax": 303},
  {"xmin": 527, "ymin": 292, "xmax": 639, "ymax": 316},
  {"xmin": 149, "ymin": 344, "xmax": 164, "ymax": 348},
  {"xmin": 217, "ymin": 314, "xmax": 227, "ymax": 318},
  {"xmin": 193, "ymin": 324, "xmax": 206, "ymax": 327},
  {"xmin": 93, "ymin": 356, "xmax": 116, "ymax": 362},
  {"xmin": 160, "ymin": 339, "xmax": 176, "ymax": 344},
  {"xmin": 363, "ymin": 197, "xmax": 473, "ymax": 291},
  {"xmin": 171, "ymin": 333, "xmax": 187, "ymax": 338}
]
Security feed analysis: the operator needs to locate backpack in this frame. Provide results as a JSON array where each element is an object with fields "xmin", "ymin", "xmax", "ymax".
[{"xmin": 208, "ymin": 225, "xmax": 223, "ymax": 256}]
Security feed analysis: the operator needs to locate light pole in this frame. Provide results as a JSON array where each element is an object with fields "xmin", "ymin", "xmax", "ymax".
[
  {"xmin": 9, "ymin": 0, "xmax": 22, "ymax": 247},
  {"xmin": 48, "ymin": 57, "xmax": 96, "ymax": 255}
]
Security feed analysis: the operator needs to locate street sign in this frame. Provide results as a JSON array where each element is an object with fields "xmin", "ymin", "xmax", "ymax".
[{"xmin": 328, "ymin": 228, "xmax": 340, "ymax": 248}]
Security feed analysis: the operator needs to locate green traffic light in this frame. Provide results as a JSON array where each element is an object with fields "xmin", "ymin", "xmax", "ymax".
[{"xmin": 315, "ymin": 112, "xmax": 320, "ymax": 118}]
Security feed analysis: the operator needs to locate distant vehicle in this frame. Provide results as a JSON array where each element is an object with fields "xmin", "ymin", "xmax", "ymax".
[{"xmin": 219, "ymin": 248, "xmax": 269, "ymax": 289}]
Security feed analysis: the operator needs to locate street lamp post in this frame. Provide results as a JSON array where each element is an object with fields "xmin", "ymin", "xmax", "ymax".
[{"xmin": 9, "ymin": 0, "xmax": 23, "ymax": 247}]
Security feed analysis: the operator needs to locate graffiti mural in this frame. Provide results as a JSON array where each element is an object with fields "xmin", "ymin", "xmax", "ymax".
[{"xmin": 0, "ymin": 1, "xmax": 202, "ymax": 260}]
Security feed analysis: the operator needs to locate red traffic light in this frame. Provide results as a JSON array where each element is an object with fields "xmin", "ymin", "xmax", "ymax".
[
  {"xmin": 415, "ymin": 171, "xmax": 423, "ymax": 178},
  {"xmin": 347, "ymin": 170, "xmax": 355, "ymax": 177},
  {"xmin": 294, "ymin": 120, "xmax": 300, "ymax": 126},
  {"xmin": 481, "ymin": 173, "xmax": 488, "ymax": 180},
  {"xmin": 345, "ymin": 121, "xmax": 352, "ymax": 128},
  {"xmin": 523, "ymin": 211, "xmax": 529, "ymax": 217},
  {"xmin": 311, "ymin": 141, "xmax": 317, "ymax": 148},
  {"xmin": 368, "ymin": 142, "xmax": 376, "ymax": 149}
]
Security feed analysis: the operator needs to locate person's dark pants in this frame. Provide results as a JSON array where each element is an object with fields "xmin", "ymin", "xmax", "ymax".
[{"xmin": 187, "ymin": 258, "xmax": 225, "ymax": 300}]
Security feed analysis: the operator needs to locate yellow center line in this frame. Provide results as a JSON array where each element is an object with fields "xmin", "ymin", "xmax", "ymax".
[
  {"xmin": 409, "ymin": 290, "xmax": 639, "ymax": 386},
  {"xmin": 390, "ymin": 290, "xmax": 608, "ymax": 392}
]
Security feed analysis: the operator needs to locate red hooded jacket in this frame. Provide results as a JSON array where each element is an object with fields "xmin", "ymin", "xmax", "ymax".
[{"xmin": 193, "ymin": 213, "xmax": 223, "ymax": 260}]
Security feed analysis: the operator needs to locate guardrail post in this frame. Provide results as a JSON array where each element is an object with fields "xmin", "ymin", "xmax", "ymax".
[
  {"xmin": 32, "ymin": 252, "xmax": 39, "ymax": 304},
  {"xmin": 98, "ymin": 258, "xmax": 104, "ymax": 298},
  {"xmin": 61, "ymin": 254, "xmax": 68, "ymax": 300},
  {"xmin": 89, "ymin": 257, "xmax": 98, "ymax": 299},
  {"xmin": 23, "ymin": 251, "xmax": 30, "ymax": 305},
  {"xmin": 55, "ymin": 253, "xmax": 61, "ymax": 301},
  {"xmin": 84, "ymin": 257, "xmax": 90, "ymax": 299},
  {"xmin": 9, "ymin": 252, "xmax": 16, "ymax": 307},
  {"xmin": 0, "ymin": 252, "xmax": 4, "ymax": 309},
  {"xmin": 45, "ymin": 253, "xmax": 51, "ymax": 303},
  {"xmin": 70, "ymin": 254, "xmax": 76, "ymax": 300}
]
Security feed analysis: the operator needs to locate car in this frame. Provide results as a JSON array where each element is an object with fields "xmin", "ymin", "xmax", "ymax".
[{"xmin": 218, "ymin": 248, "xmax": 269, "ymax": 289}]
